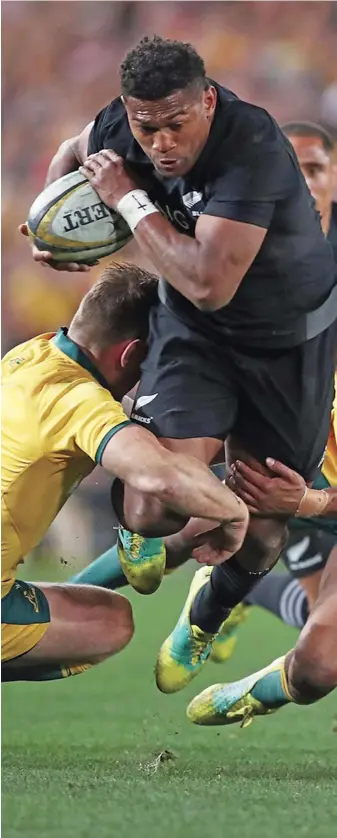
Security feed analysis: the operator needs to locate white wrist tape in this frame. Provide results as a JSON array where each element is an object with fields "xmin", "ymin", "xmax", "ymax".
[{"xmin": 116, "ymin": 190, "xmax": 159, "ymax": 232}]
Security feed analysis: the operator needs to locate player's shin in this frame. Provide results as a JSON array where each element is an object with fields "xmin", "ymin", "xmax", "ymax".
[
  {"xmin": 191, "ymin": 519, "xmax": 287, "ymax": 633},
  {"xmin": 70, "ymin": 546, "xmax": 128, "ymax": 590},
  {"xmin": 190, "ymin": 557, "xmax": 269, "ymax": 633}
]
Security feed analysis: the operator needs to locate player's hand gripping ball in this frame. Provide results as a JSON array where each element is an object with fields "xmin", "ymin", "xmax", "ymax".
[{"xmin": 25, "ymin": 170, "xmax": 133, "ymax": 265}]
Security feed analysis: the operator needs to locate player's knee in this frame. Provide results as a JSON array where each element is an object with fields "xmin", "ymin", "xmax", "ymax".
[
  {"xmin": 109, "ymin": 594, "xmax": 134, "ymax": 653},
  {"xmin": 125, "ymin": 502, "xmax": 188, "ymax": 537},
  {"xmin": 241, "ymin": 518, "xmax": 288, "ymax": 571},
  {"xmin": 111, "ymin": 478, "xmax": 187, "ymax": 536},
  {"xmin": 291, "ymin": 624, "xmax": 337, "ymax": 701},
  {"xmin": 98, "ymin": 592, "xmax": 134, "ymax": 658}
]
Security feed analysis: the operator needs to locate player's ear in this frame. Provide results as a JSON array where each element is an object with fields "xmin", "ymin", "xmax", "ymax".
[
  {"xmin": 203, "ymin": 85, "xmax": 217, "ymax": 118},
  {"xmin": 120, "ymin": 339, "xmax": 147, "ymax": 369}
]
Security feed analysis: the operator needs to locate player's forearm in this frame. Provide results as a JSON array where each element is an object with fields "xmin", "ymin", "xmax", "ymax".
[
  {"xmin": 297, "ymin": 486, "xmax": 337, "ymax": 519},
  {"xmin": 44, "ymin": 138, "xmax": 81, "ymax": 187},
  {"xmin": 155, "ymin": 455, "xmax": 248, "ymax": 525},
  {"xmin": 324, "ymin": 489, "xmax": 337, "ymax": 517},
  {"xmin": 103, "ymin": 426, "xmax": 247, "ymax": 524}
]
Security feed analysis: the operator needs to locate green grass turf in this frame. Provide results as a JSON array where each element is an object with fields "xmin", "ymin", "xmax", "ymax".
[{"xmin": 2, "ymin": 565, "xmax": 337, "ymax": 838}]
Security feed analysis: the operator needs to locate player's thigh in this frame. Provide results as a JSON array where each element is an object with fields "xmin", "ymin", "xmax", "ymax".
[
  {"xmin": 230, "ymin": 322, "xmax": 336, "ymax": 481},
  {"xmin": 296, "ymin": 546, "xmax": 337, "ymax": 668},
  {"xmin": 225, "ymin": 436, "xmax": 289, "ymax": 569},
  {"xmin": 4, "ymin": 581, "xmax": 133, "ymax": 666},
  {"xmin": 159, "ymin": 436, "xmax": 225, "ymax": 464},
  {"xmin": 130, "ymin": 302, "xmax": 237, "ymax": 444}
]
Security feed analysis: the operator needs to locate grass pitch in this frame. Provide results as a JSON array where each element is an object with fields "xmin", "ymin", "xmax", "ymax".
[{"xmin": 2, "ymin": 565, "xmax": 337, "ymax": 838}]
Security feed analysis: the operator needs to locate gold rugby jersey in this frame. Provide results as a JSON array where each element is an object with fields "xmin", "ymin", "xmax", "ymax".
[{"xmin": 1, "ymin": 328, "xmax": 130, "ymax": 596}]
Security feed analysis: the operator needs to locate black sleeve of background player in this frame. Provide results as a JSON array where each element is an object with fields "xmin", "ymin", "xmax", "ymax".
[
  {"xmin": 87, "ymin": 108, "xmax": 107, "ymax": 155},
  {"xmin": 204, "ymin": 147, "xmax": 297, "ymax": 229}
]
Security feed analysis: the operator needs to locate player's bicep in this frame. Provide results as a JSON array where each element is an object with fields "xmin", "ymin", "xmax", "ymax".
[
  {"xmin": 66, "ymin": 384, "xmax": 130, "ymax": 461},
  {"xmin": 195, "ymin": 214, "xmax": 268, "ymax": 308}
]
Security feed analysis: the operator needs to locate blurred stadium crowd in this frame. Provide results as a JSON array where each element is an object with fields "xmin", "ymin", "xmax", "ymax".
[{"xmin": 2, "ymin": 0, "xmax": 337, "ymax": 566}]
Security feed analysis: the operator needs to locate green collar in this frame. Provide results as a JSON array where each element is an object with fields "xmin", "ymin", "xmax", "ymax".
[{"xmin": 53, "ymin": 328, "xmax": 110, "ymax": 390}]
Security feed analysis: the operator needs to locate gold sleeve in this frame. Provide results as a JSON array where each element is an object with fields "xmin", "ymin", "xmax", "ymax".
[{"xmin": 43, "ymin": 380, "xmax": 131, "ymax": 463}]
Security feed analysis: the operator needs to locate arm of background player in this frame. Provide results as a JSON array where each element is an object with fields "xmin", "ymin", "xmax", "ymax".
[{"xmin": 229, "ymin": 458, "xmax": 337, "ymax": 519}]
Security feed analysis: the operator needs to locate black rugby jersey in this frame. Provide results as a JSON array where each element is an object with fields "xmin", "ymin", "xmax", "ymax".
[
  {"xmin": 328, "ymin": 202, "xmax": 337, "ymax": 265},
  {"xmin": 88, "ymin": 83, "xmax": 337, "ymax": 348}
]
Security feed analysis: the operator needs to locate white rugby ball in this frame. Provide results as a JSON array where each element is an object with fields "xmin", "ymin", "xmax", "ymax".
[{"xmin": 27, "ymin": 170, "xmax": 132, "ymax": 263}]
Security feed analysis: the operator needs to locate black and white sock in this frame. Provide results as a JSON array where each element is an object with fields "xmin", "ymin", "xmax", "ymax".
[{"xmin": 245, "ymin": 572, "xmax": 308, "ymax": 629}]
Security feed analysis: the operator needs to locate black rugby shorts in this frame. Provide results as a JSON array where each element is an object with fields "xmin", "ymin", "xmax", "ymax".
[{"xmin": 131, "ymin": 303, "xmax": 336, "ymax": 481}]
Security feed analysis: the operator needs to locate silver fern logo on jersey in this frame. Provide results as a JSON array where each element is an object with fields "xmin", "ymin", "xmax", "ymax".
[
  {"xmin": 131, "ymin": 393, "xmax": 158, "ymax": 426},
  {"xmin": 134, "ymin": 394, "xmax": 158, "ymax": 410}
]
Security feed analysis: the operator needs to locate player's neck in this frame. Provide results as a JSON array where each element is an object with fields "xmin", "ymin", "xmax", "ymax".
[
  {"xmin": 320, "ymin": 203, "xmax": 332, "ymax": 237},
  {"xmin": 67, "ymin": 327, "xmax": 117, "ymax": 385}
]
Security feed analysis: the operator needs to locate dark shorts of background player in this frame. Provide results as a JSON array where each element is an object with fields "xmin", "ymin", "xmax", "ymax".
[
  {"xmin": 283, "ymin": 527, "xmax": 336, "ymax": 579},
  {"xmin": 282, "ymin": 473, "xmax": 336, "ymax": 578},
  {"xmin": 131, "ymin": 304, "xmax": 337, "ymax": 482}
]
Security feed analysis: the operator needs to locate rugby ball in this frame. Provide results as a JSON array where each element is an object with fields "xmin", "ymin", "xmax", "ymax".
[{"xmin": 27, "ymin": 170, "xmax": 133, "ymax": 263}]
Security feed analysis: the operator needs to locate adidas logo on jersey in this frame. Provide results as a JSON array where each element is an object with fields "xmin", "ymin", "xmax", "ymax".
[{"xmin": 182, "ymin": 191, "xmax": 204, "ymax": 217}]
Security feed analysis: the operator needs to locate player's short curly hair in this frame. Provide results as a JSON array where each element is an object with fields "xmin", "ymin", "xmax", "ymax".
[{"xmin": 120, "ymin": 35, "xmax": 206, "ymax": 100}]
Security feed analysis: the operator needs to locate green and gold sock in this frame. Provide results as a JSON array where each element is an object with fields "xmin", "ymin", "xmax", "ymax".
[
  {"xmin": 70, "ymin": 545, "xmax": 128, "ymax": 590},
  {"xmin": 251, "ymin": 656, "xmax": 293, "ymax": 709}
]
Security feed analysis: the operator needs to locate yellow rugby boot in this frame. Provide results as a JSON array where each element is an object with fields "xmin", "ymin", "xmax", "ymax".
[
  {"xmin": 155, "ymin": 566, "xmax": 217, "ymax": 693},
  {"xmin": 210, "ymin": 603, "xmax": 251, "ymax": 664},
  {"xmin": 187, "ymin": 654, "xmax": 292, "ymax": 727},
  {"xmin": 117, "ymin": 528, "xmax": 166, "ymax": 595}
]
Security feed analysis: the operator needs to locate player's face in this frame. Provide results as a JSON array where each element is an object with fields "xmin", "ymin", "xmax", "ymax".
[
  {"xmin": 287, "ymin": 134, "xmax": 335, "ymax": 217},
  {"xmin": 124, "ymin": 85, "xmax": 217, "ymax": 178}
]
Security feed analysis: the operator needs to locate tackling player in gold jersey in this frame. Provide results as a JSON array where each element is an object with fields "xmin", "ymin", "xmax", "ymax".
[{"xmin": 2, "ymin": 261, "xmax": 248, "ymax": 683}]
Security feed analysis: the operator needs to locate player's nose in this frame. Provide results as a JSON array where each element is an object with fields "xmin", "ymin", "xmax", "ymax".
[{"xmin": 152, "ymin": 130, "xmax": 176, "ymax": 154}]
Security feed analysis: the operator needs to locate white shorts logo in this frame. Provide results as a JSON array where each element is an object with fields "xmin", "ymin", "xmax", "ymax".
[{"xmin": 131, "ymin": 413, "xmax": 152, "ymax": 425}]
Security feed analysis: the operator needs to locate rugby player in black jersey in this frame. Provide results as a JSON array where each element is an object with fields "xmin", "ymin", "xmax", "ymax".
[
  {"xmin": 20, "ymin": 37, "xmax": 337, "ymax": 695},
  {"xmin": 236, "ymin": 123, "xmax": 337, "ymax": 634},
  {"xmin": 185, "ymin": 124, "xmax": 337, "ymax": 725}
]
